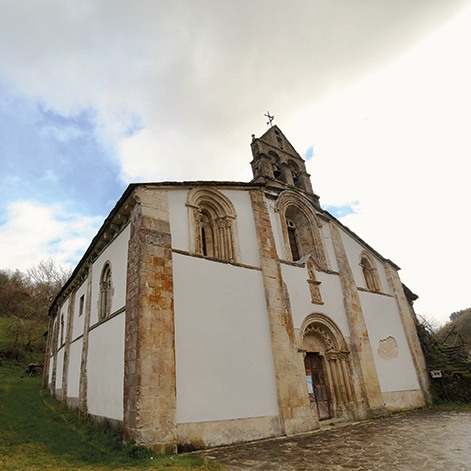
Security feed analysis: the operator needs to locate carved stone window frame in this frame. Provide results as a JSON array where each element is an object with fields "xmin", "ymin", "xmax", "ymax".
[
  {"xmin": 359, "ymin": 251, "xmax": 382, "ymax": 293},
  {"xmin": 99, "ymin": 261, "xmax": 113, "ymax": 320},
  {"xmin": 276, "ymin": 191, "xmax": 327, "ymax": 266},
  {"xmin": 186, "ymin": 187, "xmax": 240, "ymax": 263}
]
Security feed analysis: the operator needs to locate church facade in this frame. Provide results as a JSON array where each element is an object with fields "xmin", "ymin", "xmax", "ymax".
[{"xmin": 44, "ymin": 126, "xmax": 431, "ymax": 453}]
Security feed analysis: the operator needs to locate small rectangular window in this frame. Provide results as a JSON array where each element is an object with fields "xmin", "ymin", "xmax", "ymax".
[{"xmin": 79, "ymin": 295, "xmax": 85, "ymax": 317}]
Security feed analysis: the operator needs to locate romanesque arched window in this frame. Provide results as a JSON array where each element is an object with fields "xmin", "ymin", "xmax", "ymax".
[
  {"xmin": 285, "ymin": 205, "xmax": 312, "ymax": 261},
  {"xmin": 360, "ymin": 251, "xmax": 381, "ymax": 293},
  {"xmin": 99, "ymin": 262, "xmax": 112, "ymax": 320},
  {"xmin": 277, "ymin": 191, "xmax": 327, "ymax": 267},
  {"xmin": 186, "ymin": 188, "xmax": 239, "ymax": 262}
]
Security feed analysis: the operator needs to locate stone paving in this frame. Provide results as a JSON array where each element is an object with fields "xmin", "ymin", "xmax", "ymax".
[{"xmin": 197, "ymin": 410, "xmax": 471, "ymax": 470}]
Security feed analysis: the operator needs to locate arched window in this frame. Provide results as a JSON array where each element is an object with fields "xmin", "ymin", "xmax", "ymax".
[
  {"xmin": 285, "ymin": 205, "xmax": 312, "ymax": 261},
  {"xmin": 360, "ymin": 252, "xmax": 381, "ymax": 293},
  {"xmin": 186, "ymin": 188, "xmax": 239, "ymax": 262},
  {"xmin": 286, "ymin": 218, "xmax": 300, "ymax": 261},
  {"xmin": 288, "ymin": 160, "xmax": 304, "ymax": 190},
  {"xmin": 269, "ymin": 151, "xmax": 284, "ymax": 181},
  {"xmin": 279, "ymin": 193, "xmax": 327, "ymax": 267},
  {"xmin": 99, "ymin": 262, "xmax": 112, "ymax": 320}
]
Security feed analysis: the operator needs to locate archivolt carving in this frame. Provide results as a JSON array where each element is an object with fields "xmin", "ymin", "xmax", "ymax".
[
  {"xmin": 301, "ymin": 313, "xmax": 356, "ymax": 412},
  {"xmin": 359, "ymin": 250, "xmax": 382, "ymax": 293},
  {"xmin": 301, "ymin": 313, "xmax": 347, "ymax": 353},
  {"xmin": 276, "ymin": 191, "xmax": 327, "ymax": 266},
  {"xmin": 186, "ymin": 187, "xmax": 239, "ymax": 262},
  {"xmin": 186, "ymin": 188, "xmax": 237, "ymax": 219},
  {"xmin": 304, "ymin": 324, "xmax": 335, "ymax": 351}
]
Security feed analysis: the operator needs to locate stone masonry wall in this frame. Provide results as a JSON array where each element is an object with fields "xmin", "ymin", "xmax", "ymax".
[
  {"xmin": 61, "ymin": 290, "xmax": 76, "ymax": 404},
  {"xmin": 250, "ymin": 189, "xmax": 318, "ymax": 434},
  {"xmin": 124, "ymin": 187, "xmax": 177, "ymax": 454},
  {"xmin": 79, "ymin": 264, "xmax": 93, "ymax": 415},
  {"xmin": 330, "ymin": 223, "xmax": 387, "ymax": 419}
]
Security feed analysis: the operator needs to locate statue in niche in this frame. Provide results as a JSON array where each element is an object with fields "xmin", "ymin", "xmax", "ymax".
[{"xmin": 307, "ymin": 259, "xmax": 323, "ymax": 304}]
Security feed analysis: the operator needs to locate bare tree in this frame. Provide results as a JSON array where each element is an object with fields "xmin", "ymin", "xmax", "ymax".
[
  {"xmin": 27, "ymin": 258, "xmax": 71, "ymax": 316},
  {"xmin": 0, "ymin": 259, "xmax": 71, "ymax": 354}
]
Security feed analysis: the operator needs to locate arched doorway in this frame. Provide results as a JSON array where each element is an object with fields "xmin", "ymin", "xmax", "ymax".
[
  {"xmin": 304, "ymin": 352, "xmax": 330, "ymax": 420},
  {"xmin": 301, "ymin": 314, "xmax": 356, "ymax": 421}
]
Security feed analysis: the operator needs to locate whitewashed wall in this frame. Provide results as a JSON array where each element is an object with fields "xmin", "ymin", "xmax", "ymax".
[
  {"xmin": 281, "ymin": 264, "xmax": 350, "ymax": 336},
  {"xmin": 90, "ymin": 225, "xmax": 130, "ymax": 325},
  {"xmin": 340, "ymin": 230, "xmax": 391, "ymax": 294},
  {"xmin": 173, "ymin": 253, "xmax": 279, "ymax": 424},
  {"xmin": 321, "ymin": 222, "xmax": 338, "ymax": 272},
  {"xmin": 71, "ymin": 280, "xmax": 87, "ymax": 341},
  {"xmin": 87, "ymin": 313, "xmax": 126, "ymax": 421},
  {"xmin": 55, "ymin": 348, "xmax": 64, "ymax": 391},
  {"xmin": 167, "ymin": 189, "xmax": 189, "ymax": 251},
  {"xmin": 360, "ymin": 292, "xmax": 420, "ymax": 392},
  {"xmin": 67, "ymin": 339, "xmax": 83, "ymax": 399},
  {"xmin": 220, "ymin": 190, "xmax": 260, "ymax": 267}
]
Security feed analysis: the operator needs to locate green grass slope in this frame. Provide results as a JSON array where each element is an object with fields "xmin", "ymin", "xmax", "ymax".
[{"xmin": 0, "ymin": 360, "xmax": 220, "ymax": 471}]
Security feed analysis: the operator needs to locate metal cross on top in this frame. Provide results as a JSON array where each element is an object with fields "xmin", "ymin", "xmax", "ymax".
[{"xmin": 264, "ymin": 112, "xmax": 274, "ymax": 127}]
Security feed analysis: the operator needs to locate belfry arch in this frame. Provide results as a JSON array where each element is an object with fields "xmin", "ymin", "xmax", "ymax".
[{"xmin": 301, "ymin": 313, "xmax": 356, "ymax": 421}]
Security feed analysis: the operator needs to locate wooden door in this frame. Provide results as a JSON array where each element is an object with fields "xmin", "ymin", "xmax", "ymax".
[{"xmin": 304, "ymin": 353, "xmax": 331, "ymax": 420}]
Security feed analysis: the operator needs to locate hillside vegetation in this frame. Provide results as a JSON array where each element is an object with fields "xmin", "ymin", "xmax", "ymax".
[
  {"xmin": 417, "ymin": 308, "xmax": 471, "ymax": 404},
  {"xmin": 0, "ymin": 358, "xmax": 219, "ymax": 470},
  {"xmin": 438, "ymin": 308, "xmax": 471, "ymax": 348},
  {"xmin": 0, "ymin": 259, "xmax": 69, "ymax": 361},
  {"xmin": 0, "ymin": 263, "xmax": 221, "ymax": 469}
]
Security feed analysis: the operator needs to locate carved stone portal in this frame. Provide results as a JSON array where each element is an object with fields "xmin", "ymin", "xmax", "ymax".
[{"xmin": 302, "ymin": 314, "xmax": 356, "ymax": 421}]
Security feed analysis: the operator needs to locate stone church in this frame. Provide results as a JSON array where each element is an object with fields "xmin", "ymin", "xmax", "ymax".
[{"xmin": 44, "ymin": 125, "xmax": 431, "ymax": 453}]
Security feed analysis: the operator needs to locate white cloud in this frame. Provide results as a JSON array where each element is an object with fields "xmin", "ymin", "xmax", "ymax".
[
  {"xmin": 1, "ymin": 1, "xmax": 468, "ymax": 183},
  {"xmin": 0, "ymin": 1, "xmax": 470, "ymax": 325},
  {"xmin": 289, "ymin": 8, "xmax": 471, "ymax": 325},
  {"xmin": 0, "ymin": 201, "xmax": 102, "ymax": 272}
]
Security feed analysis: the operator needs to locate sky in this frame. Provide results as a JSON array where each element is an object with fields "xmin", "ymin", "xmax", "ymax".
[{"xmin": 0, "ymin": 0, "xmax": 470, "ymax": 326}]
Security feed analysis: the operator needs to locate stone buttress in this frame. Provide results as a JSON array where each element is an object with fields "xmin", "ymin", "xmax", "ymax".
[
  {"xmin": 124, "ymin": 187, "xmax": 177, "ymax": 453},
  {"xmin": 330, "ymin": 223, "xmax": 387, "ymax": 418},
  {"xmin": 250, "ymin": 188, "xmax": 319, "ymax": 434}
]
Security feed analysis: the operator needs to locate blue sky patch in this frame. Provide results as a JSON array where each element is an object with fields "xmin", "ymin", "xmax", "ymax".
[
  {"xmin": 304, "ymin": 145, "xmax": 314, "ymax": 161},
  {"xmin": 0, "ymin": 87, "xmax": 126, "ymax": 220},
  {"xmin": 125, "ymin": 115, "xmax": 144, "ymax": 137},
  {"xmin": 324, "ymin": 202, "xmax": 359, "ymax": 218}
]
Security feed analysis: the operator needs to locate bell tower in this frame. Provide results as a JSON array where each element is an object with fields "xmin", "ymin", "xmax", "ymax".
[{"xmin": 250, "ymin": 125, "xmax": 319, "ymax": 205}]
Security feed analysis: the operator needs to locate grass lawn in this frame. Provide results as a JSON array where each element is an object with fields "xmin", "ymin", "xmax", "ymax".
[{"xmin": 0, "ymin": 359, "xmax": 221, "ymax": 471}]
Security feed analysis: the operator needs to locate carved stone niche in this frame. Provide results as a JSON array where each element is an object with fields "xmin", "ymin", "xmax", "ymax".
[{"xmin": 306, "ymin": 257, "xmax": 323, "ymax": 305}]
